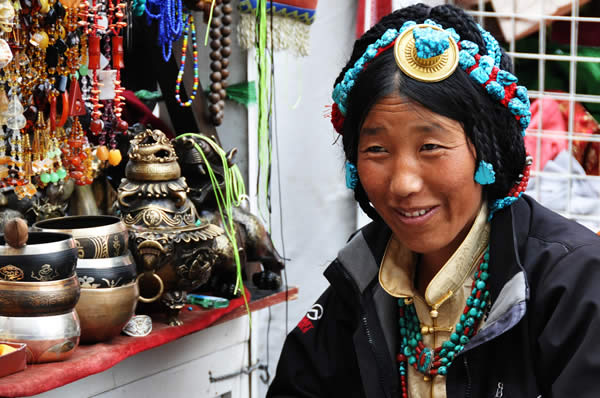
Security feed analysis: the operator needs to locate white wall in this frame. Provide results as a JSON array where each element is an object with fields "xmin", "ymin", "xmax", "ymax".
[{"xmin": 253, "ymin": 2, "xmax": 358, "ymax": 396}]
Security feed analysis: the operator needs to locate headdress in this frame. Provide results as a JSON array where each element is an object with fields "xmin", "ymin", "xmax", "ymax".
[
  {"xmin": 331, "ymin": 19, "xmax": 531, "ymax": 136},
  {"xmin": 334, "ymin": 19, "xmax": 532, "ymax": 217}
]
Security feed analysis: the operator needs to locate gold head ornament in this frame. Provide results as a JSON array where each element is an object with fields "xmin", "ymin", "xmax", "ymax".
[{"xmin": 394, "ymin": 24, "xmax": 459, "ymax": 83}]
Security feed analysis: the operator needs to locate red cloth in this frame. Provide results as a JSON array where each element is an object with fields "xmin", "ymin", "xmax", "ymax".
[
  {"xmin": 121, "ymin": 90, "xmax": 175, "ymax": 138},
  {"xmin": 524, "ymin": 97, "xmax": 600, "ymax": 174},
  {"xmin": 356, "ymin": 0, "xmax": 392, "ymax": 38},
  {"xmin": 524, "ymin": 98, "xmax": 568, "ymax": 171},
  {"xmin": 0, "ymin": 292, "xmax": 249, "ymax": 397}
]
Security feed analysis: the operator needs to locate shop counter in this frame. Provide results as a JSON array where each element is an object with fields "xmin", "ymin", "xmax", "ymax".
[{"xmin": 0, "ymin": 286, "xmax": 297, "ymax": 398}]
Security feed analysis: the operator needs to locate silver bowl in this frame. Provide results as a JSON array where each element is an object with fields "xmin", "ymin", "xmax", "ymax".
[{"xmin": 0, "ymin": 310, "xmax": 80, "ymax": 363}]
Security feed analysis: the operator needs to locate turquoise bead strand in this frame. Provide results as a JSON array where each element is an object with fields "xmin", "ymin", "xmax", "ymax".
[{"xmin": 396, "ymin": 245, "xmax": 491, "ymax": 397}]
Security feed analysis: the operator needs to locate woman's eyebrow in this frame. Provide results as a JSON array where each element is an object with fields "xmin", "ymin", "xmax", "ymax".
[{"xmin": 360, "ymin": 126, "xmax": 383, "ymax": 136}]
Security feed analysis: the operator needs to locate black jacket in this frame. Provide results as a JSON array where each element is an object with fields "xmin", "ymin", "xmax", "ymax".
[{"xmin": 267, "ymin": 196, "xmax": 600, "ymax": 398}]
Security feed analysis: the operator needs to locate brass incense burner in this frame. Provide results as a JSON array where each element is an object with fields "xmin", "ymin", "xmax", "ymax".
[{"xmin": 116, "ymin": 129, "xmax": 225, "ymax": 325}]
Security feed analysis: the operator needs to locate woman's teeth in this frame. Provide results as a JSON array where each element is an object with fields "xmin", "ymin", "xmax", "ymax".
[{"xmin": 400, "ymin": 209, "xmax": 429, "ymax": 218}]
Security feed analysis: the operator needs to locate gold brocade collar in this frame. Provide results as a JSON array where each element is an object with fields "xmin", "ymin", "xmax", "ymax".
[{"xmin": 379, "ymin": 203, "xmax": 490, "ymax": 308}]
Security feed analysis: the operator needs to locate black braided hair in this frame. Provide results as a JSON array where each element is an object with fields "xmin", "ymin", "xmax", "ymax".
[{"xmin": 335, "ymin": 3, "xmax": 526, "ymax": 221}]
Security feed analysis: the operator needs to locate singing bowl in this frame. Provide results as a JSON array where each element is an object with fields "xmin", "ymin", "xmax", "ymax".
[
  {"xmin": 0, "ymin": 232, "xmax": 78, "ymax": 282},
  {"xmin": 0, "ymin": 275, "xmax": 80, "ymax": 317},
  {"xmin": 33, "ymin": 215, "xmax": 129, "ymax": 259},
  {"xmin": 76, "ymin": 281, "xmax": 139, "ymax": 343},
  {"xmin": 76, "ymin": 251, "xmax": 137, "ymax": 289},
  {"xmin": 0, "ymin": 310, "xmax": 80, "ymax": 363}
]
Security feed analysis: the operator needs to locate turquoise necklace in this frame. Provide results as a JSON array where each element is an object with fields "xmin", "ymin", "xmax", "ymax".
[{"xmin": 397, "ymin": 246, "xmax": 491, "ymax": 397}]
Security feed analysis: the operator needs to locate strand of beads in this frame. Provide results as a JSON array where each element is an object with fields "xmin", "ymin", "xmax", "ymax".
[
  {"xmin": 396, "ymin": 246, "xmax": 491, "ymax": 396},
  {"xmin": 207, "ymin": 0, "xmax": 230, "ymax": 126},
  {"xmin": 174, "ymin": 13, "xmax": 199, "ymax": 107}
]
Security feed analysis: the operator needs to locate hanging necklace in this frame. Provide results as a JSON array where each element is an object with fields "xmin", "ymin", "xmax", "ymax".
[
  {"xmin": 396, "ymin": 245, "xmax": 491, "ymax": 397},
  {"xmin": 174, "ymin": 12, "xmax": 198, "ymax": 108},
  {"xmin": 207, "ymin": 0, "xmax": 232, "ymax": 126},
  {"xmin": 145, "ymin": 0, "xmax": 183, "ymax": 62}
]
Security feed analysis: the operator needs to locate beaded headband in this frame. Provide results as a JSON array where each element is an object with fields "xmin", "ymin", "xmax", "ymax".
[{"xmin": 330, "ymin": 19, "xmax": 531, "ymax": 137}]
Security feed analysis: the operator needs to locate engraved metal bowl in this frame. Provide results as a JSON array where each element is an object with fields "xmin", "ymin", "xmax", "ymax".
[
  {"xmin": 0, "ymin": 232, "xmax": 78, "ymax": 282},
  {"xmin": 76, "ymin": 281, "xmax": 139, "ymax": 343},
  {"xmin": 76, "ymin": 251, "xmax": 137, "ymax": 289},
  {"xmin": 0, "ymin": 309, "xmax": 80, "ymax": 363},
  {"xmin": 33, "ymin": 215, "xmax": 129, "ymax": 259},
  {"xmin": 0, "ymin": 275, "xmax": 80, "ymax": 317}
]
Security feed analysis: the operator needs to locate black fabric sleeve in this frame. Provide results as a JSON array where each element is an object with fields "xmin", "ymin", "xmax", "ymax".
[
  {"xmin": 267, "ymin": 287, "xmax": 364, "ymax": 398},
  {"xmin": 532, "ymin": 244, "xmax": 600, "ymax": 397}
]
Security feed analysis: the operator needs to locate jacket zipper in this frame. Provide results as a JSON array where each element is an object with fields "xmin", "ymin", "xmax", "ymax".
[
  {"xmin": 336, "ymin": 262, "xmax": 392, "ymax": 398},
  {"xmin": 463, "ymin": 355, "xmax": 472, "ymax": 398}
]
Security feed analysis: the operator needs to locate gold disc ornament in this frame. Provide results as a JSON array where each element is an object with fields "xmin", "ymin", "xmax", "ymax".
[{"xmin": 394, "ymin": 24, "xmax": 459, "ymax": 82}]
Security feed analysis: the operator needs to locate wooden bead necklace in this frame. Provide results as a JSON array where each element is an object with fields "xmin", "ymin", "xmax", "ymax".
[{"xmin": 207, "ymin": 0, "xmax": 231, "ymax": 126}]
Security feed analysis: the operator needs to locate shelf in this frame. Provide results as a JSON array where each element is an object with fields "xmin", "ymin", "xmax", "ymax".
[{"xmin": 0, "ymin": 286, "xmax": 297, "ymax": 398}]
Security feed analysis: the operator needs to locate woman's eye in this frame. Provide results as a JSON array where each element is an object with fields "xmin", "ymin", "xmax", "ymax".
[
  {"xmin": 366, "ymin": 145, "xmax": 386, "ymax": 153},
  {"xmin": 421, "ymin": 143, "xmax": 440, "ymax": 151}
]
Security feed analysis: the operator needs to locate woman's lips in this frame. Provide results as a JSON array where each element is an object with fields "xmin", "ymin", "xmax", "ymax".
[{"xmin": 394, "ymin": 206, "xmax": 438, "ymax": 224}]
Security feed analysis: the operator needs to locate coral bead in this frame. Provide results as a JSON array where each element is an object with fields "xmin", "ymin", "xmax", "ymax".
[
  {"xmin": 90, "ymin": 119, "xmax": 104, "ymax": 134},
  {"xmin": 108, "ymin": 149, "xmax": 122, "ymax": 166},
  {"xmin": 96, "ymin": 145, "xmax": 109, "ymax": 161}
]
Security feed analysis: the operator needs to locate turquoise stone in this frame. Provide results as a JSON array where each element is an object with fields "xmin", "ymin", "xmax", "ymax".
[
  {"xmin": 408, "ymin": 356, "xmax": 416, "ymax": 365},
  {"xmin": 398, "ymin": 299, "xmax": 405, "ymax": 307},
  {"xmin": 466, "ymin": 297, "xmax": 473, "ymax": 306},
  {"xmin": 466, "ymin": 317, "xmax": 475, "ymax": 327},
  {"xmin": 455, "ymin": 324, "xmax": 463, "ymax": 333},
  {"xmin": 440, "ymin": 357, "xmax": 449, "ymax": 364},
  {"xmin": 473, "ymin": 298, "xmax": 481, "ymax": 308},
  {"xmin": 480, "ymin": 262, "xmax": 488, "ymax": 270},
  {"xmin": 442, "ymin": 341, "xmax": 455, "ymax": 349},
  {"xmin": 459, "ymin": 335, "xmax": 469, "ymax": 344},
  {"xmin": 400, "ymin": 327, "xmax": 407, "ymax": 336},
  {"xmin": 404, "ymin": 346, "xmax": 412, "ymax": 356},
  {"xmin": 469, "ymin": 308, "xmax": 478, "ymax": 317},
  {"xmin": 476, "ymin": 281, "xmax": 486, "ymax": 290},
  {"xmin": 484, "ymin": 252, "xmax": 489, "ymax": 261},
  {"xmin": 409, "ymin": 339, "xmax": 417, "ymax": 347},
  {"xmin": 450, "ymin": 333, "xmax": 459, "ymax": 343},
  {"xmin": 480, "ymin": 271, "xmax": 489, "ymax": 280},
  {"xmin": 438, "ymin": 366, "xmax": 448, "ymax": 375}
]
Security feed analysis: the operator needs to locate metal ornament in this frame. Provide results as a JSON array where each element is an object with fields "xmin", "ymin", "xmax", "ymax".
[
  {"xmin": 394, "ymin": 24, "xmax": 459, "ymax": 83},
  {"xmin": 122, "ymin": 315, "xmax": 153, "ymax": 337}
]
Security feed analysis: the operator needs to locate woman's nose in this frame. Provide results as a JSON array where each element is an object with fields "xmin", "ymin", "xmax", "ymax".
[{"xmin": 389, "ymin": 159, "xmax": 423, "ymax": 198}]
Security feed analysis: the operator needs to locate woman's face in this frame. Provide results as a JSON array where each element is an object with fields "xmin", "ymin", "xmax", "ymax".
[{"xmin": 357, "ymin": 95, "xmax": 484, "ymax": 263}]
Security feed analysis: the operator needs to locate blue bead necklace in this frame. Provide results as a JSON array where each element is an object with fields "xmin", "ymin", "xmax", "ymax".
[
  {"xmin": 397, "ymin": 246, "xmax": 491, "ymax": 397},
  {"xmin": 145, "ymin": 0, "xmax": 184, "ymax": 62}
]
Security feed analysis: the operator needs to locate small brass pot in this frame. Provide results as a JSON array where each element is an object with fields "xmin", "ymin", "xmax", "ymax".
[
  {"xmin": 76, "ymin": 281, "xmax": 139, "ymax": 343},
  {"xmin": 0, "ymin": 274, "xmax": 80, "ymax": 317},
  {"xmin": 0, "ymin": 310, "xmax": 80, "ymax": 363},
  {"xmin": 76, "ymin": 251, "xmax": 137, "ymax": 289},
  {"xmin": 33, "ymin": 215, "xmax": 129, "ymax": 259},
  {"xmin": 0, "ymin": 232, "xmax": 78, "ymax": 282}
]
